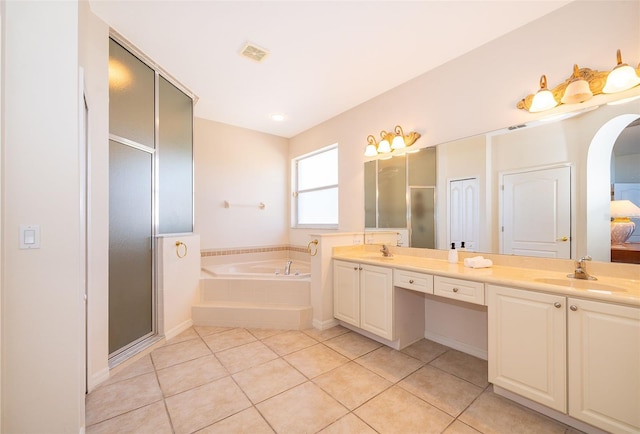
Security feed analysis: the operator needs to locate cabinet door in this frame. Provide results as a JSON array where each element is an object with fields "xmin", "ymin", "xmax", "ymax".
[
  {"xmin": 488, "ymin": 285, "xmax": 566, "ymax": 412},
  {"xmin": 568, "ymin": 298, "xmax": 640, "ymax": 434},
  {"xmin": 333, "ymin": 260, "xmax": 360, "ymax": 326},
  {"xmin": 360, "ymin": 264, "xmax": 394, "ymax": 340}
]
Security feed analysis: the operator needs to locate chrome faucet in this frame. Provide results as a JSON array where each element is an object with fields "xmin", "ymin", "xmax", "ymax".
[
  {"xmin": 380, "ymin": 244, "xmax": 392, "ymax": 257},
  {"xmin": 284, "ymin": 260, "xmax": 293, "ymax": 275},
  {"xmin": 568, "ymin": 256, "xmax": 597, "ymax": 280}
]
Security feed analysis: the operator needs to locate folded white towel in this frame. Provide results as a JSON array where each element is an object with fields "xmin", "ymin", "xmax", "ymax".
[{"xmin": 464, "ymin": 256, "xmax": 493, "ymax": 268}]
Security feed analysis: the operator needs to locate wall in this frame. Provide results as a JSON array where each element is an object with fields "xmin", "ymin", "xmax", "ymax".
[
  {"xmin": 2, "ymin": 1, "xmax": 84, "ymax": 431},
  {"xmin": 194, "ymin": 117, "xmax": 290, "ymax": 249},
  {"xmin": 288, "ymin": 0, "xmax": 640, "ymax": 246},
  {"xmin": 79, "ymin": 1, "xmax": 111, "ymax": 393}
]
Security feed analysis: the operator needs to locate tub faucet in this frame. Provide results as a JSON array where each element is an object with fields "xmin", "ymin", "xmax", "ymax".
[
  {"xmin": 568, "ymin": 256, "xmax": 597, "ymax": 280},
  {"xmin": 284, "ymin": 260, "xmax": 293, "ymax": 275},
  {"xmin": 380, "ymin": 244, "xmax": 392, "ymax": 257}
]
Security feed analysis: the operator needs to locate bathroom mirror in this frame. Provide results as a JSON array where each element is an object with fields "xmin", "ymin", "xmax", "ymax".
[{"xmin": 365, "ymin": 95, "xmax": 640, "ymax": 261}]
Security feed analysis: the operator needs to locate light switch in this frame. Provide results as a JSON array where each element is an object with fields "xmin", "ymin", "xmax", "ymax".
[{"xmin": 20, "ymin": 225, "xmax": 40, "ymax": 249}]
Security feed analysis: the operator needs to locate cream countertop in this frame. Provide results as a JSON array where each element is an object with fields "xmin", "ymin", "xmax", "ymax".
[{"xmin": 333, "ymin": 245, "xmax": 640, "ymax": 307}]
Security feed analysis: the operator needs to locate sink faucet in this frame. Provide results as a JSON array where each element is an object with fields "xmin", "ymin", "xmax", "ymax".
[
  {"xmin": 380, "ymin": 244, "xmax": 392, "ymax": 257},
  {"xmin": 568, "ymin": 256, "xmax": 597, "ymax": 280},
  {"xmin": 284, "ymin": 260, "xmax": 293, "ymax": 275}
]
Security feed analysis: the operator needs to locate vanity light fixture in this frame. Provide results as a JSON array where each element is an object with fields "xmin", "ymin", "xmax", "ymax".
[
  {"xmin": 364, "ymin": 125, "xmax": 421, "ymax": 157},
  {"xmin": 529, "ymin": 75, "xmax": 559, "ymax": 113},
  {"xmin": 517, "ymin": 49, "xmax": 640, "ymax": 113},
  {"xmin": 602, "ymin": 49, "xmax": 640, "ymax": 94},
  {"xmin": 610, "ymin": 199, "xmax": 640, "ymax": 245}
]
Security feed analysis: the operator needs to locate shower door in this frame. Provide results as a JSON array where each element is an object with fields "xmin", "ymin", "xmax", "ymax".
[{"xmin": 108, "ymin": 39, "xmax": 156, "ymax": 360}]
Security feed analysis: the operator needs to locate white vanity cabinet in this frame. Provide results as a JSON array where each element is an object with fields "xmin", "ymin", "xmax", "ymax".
[
  {"xmin": 333, "ymin": 260, "xmax": 394, "ymax": 340},
  {"xmin": 567, "ymin": 298, "xmax": 640, "ymax": 434},
  {"xmin": 487, "ymin": 285, "xmax": 566, "ymax": 412},
  {"xmin": 488, "ymin": 284, "xmax": 640, "ymax": 434}
]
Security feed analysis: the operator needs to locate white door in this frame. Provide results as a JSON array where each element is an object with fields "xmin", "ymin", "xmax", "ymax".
[
  {"xmin": 614, "ymin": 183, "xmax": 640, "ymax": 243},
  {"xmin": 449, "ymin": 178, "xmax": 479, "ymax": 251},
  {"xmin": 502, "ymin": 166, "xmax": 571, "ymax": 258}
]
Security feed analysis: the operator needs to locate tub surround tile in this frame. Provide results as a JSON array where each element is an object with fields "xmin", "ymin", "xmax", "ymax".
[
  {"xmin": 232, "ymin": 358, "xmax": 307, "ymax": 404},
  {"xmin": 430, "ymin": 350, "xmax": 489, "ymax": 388},
  {"xmin": 165, "ymin": 376, "xmax": 251, "ymax": 434},
  {"xmin": 354, "ymin": 385, "xmax": 453, "ymax": 433},
  {"xmin": 400, "ymin": 338, "xmax": 449, "ymax": 363},
  {"xmin": 284, "ymin": 343, "xmax": 349, "ymax": 379},
  {"xmin": 202, "ymin": 328, "xmax": 257, "ymax": 353},
  {"xmin": 195, "ymin": 407, "xmax": 275, "ymax": 434},
  {"xmin": 354, "ymin": 346, "xmax": 424, "ymax": 383},
  {"xmin": 458, "ymin": 388, "xmax": 570, "ymax": 433},
  {"xmin": 313, "ymin": 362, "xmax": 392, "ymax": 410},
  {"xmin": 156, "ymin": 355, "xmax": 228, "ymax": 397},
  {"xmin": 86, "ymin": 401, "xmax": 172, "ymax": 434},
  {"xmin": 215, "ymin": 341, "xmax": 279, "ymax": 374},
  {"xmin": 398, "ymin": 365, "xmax": 484, "ymax": 417},
  {"xmin": 151, "ymin": 338, "xmax": 211, "ymax": 370},
  {"xmin": 261, "ymin": 330, "xmax": 317, "ymax": 356},
  {"xmin": 257, "ymin": 382, "xmax": 348, "ymax": 434},
  {"xmin": 323, "ymin": 332, "xmax": 382, "ymax": 360},
  {"xmin": 318, "ymin": 413, "xmax": 377, "ymax": 434},
  {"xmin": 85, "ymin": 372, "xmax": 163, "ymax": 426}
]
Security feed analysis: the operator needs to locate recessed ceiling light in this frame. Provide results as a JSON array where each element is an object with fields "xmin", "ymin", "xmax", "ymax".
[{"xmin": 270, "ymin": 113, "xmax": 286, "ymax": 122}]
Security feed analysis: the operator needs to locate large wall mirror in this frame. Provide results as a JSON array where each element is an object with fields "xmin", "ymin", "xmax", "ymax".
[{"xmin": 365, "ymin": 95, "xmax": 640, "ymax": 263}]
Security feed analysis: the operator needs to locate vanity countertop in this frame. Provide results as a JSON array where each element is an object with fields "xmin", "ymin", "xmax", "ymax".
[{"xmin": 333, "ymin": 246, "xmax": 640, "ymax": 307}]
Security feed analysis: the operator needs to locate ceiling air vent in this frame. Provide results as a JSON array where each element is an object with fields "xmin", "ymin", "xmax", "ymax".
[{"xmin": 240, "ymin": 43, "xmax": 269, "ymax": 63}]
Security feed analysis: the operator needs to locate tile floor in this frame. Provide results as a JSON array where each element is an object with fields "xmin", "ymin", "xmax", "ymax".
[{"xmin": 86, "ymin": 326, "xmax": 582, "ymax": 434}]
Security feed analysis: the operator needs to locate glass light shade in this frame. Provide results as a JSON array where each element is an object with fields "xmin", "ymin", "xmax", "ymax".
[
  {"xmin": 377, "ymin": 139, "xmax": 391, "ymax": 154},
  {"xmin": 529, "ymin": 89, "xmax": 558, "ymax": 112},
  {"xmin": 610, "ymin": 199, "xmax": 640, "ymax": 218},
  {"xmin": 364, "ymin": 143, "xmax": 378, "ymax": 157},
  {"xmin": 561, "ymin": 78, "xmax": 592, "ymax": 104},
  {"xmin": 391, "ymin": 134, "xmax": 406, "ymax": 149},
  {"xmin": 603, "ymin": 64, "xmax": 640, "ymax": 93}
]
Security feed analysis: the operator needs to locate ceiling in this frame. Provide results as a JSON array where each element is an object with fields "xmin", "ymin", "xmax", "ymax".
[{"xmin": 90, "ymin": 1, "xmax": 574, "ymax": 138}]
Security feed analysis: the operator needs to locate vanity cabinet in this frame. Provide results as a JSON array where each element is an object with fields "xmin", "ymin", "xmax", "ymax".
[
  {"xmin": 333, "ymin": 260, "xmax": 394, "ymax": 340},
  {"xmin": 434, "ymin": 275, "xmax": 485, "ymax": 305},
  {"xmin": 488, "ymin": 285, "xmax": 640, "ymax": 434}
]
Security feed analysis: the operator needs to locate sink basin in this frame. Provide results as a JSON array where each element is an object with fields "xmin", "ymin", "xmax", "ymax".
[{"xmin": 534, "ymin": 278, "xmax": 627, "ymax": 293}]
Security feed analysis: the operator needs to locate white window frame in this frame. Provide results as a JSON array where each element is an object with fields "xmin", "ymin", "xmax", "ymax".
[{"xmin": 292, "ymin": 144, "xmax": 339, "ymax": 229}]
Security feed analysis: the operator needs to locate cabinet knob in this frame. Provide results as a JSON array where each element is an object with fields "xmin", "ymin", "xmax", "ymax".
[
  {"xmin": 353, "ymin": 267, "xmax": 358, "ymax": 271},
  {"xmin": 409, "ymin": 279, "xmax": 414, "ymax": 284},
  {"xmin": 554, "ymin": 302, "xmax": 562, "ymax": 308},
  {"xmin": 453, "ymin": 287, "xmax": 459, "ymax": 293},
  {"xmin": 570, "ymin": 305, "xmax": 578, "ymax": 311},
  {"xmin": 358, "ymin": 267, "xmax": 363, "ymax": 271}
]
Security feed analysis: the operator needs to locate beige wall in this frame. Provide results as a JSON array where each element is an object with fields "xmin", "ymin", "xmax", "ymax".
[
  {"xmin": 288, "ymin": 0, "xmax": 640, "ymax": 246},
  {"xmin": 2, "ymin": 1, "xmax": 84, "ymax": 431},
  {"xmin": 194, "ymin": 118, "xmax": 290, "ymax": 250}
]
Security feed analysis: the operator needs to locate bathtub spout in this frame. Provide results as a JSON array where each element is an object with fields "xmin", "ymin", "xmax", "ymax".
[{"xmin": 284, "ymin": 260, "xmax": 293, "ymax": 275}]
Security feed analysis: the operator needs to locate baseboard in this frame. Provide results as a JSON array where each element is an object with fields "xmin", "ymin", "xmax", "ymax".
[
  {"xmin": 424, "ymin": 330, "xmax": 488, "ymax": 360},
  {"xmin": 165, "ymin": 319, "xmax": 194, "ymax": 341},
  {"xmin": 87, "ymin": 367, "xmax": 110, "ymax": 393},
  {"xmin": 312, "ymin": 318, "xmax": 339, "ymax": 330}
]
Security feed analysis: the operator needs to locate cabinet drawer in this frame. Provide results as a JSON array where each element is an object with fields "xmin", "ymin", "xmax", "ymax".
[
  {"xmin": 394, "ymin": 269, "xmax": 433, "ymax": 294},
  {"xmin": 434, "ymin": 276, "xmax": 485, "ymax": 305}
]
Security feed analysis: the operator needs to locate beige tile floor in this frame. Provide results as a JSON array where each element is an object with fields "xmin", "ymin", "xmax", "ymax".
[{"xmin": 86, "ymin": 326, "xmax": 582, "ymax": 434}]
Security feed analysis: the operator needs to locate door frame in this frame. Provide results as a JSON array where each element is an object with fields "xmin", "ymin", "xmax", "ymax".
[{"xmin": 498, "ymin": 163, "xmax": 575, "ymax": 259}]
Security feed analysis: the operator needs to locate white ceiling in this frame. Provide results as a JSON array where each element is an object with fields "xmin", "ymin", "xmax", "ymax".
[{"xmin": 90, "ymin": 0, "xmax": 574, "ymax": 138}]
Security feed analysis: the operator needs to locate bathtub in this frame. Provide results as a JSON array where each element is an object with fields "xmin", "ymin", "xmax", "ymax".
[
  {"xmin": 196, "ymin": 258, "xmax": 312, "ymax": 329},
  {"xmin": 202, "ymin": 259, "xmax": 311, "ymax": 279}
]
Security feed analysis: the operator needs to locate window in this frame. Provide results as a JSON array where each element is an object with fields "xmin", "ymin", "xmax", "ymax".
[{"xmin": 293, "ymin": 145, "xmax": 338, "ymax": 228}]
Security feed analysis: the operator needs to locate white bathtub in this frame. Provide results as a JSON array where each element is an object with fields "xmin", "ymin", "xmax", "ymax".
[{"xmin": 202, "ymin": 259, "xmax": 311, "ymax": 279}]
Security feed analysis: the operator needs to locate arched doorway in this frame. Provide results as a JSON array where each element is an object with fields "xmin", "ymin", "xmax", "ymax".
[{"xmin": 586, "ymin": 113, "xmax": 640, "ymax": 261}]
